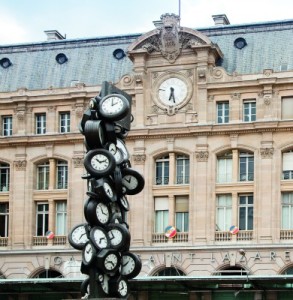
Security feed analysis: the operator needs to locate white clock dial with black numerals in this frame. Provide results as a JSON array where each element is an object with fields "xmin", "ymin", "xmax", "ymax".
[
  {"xmin": 158, "ymin": 77, "xmax": 188, "ymax": 105},
  {"xmin": 104, "ymin": 253, "xmax": 119, "ymax": 271}
]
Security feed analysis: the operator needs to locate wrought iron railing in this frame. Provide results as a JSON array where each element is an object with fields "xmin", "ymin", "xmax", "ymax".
[
  {"xmin": 155, "ymin": 177, "xmax": 169, "ymax": 185},
  {"xmin": 283, "ymin": 171, "xmax": 293, "ymax": 180}
]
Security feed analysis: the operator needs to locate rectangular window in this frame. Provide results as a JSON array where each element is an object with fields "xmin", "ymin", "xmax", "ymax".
[
  {"xmin": 243, "ymin": 100, "xmax": 256, "ymax": 122},
  {"xmin": 282, "ymin": 193, "xmax": 293, "ymax": 229},
  {"xmin": 2, "ymin": 116, "xmax": 12, "ymax": 136},
  {"xmin": 282, "ymin": 97, "xmax": 293, "ymax": 120},
  {"xmin": 37, "ymin": 162, "xmax": 49, "ymax": 190},
  {"xmin": 36, "ymin": 203, "xmax": 49, "ymax": 236},
  {"xmin": 154, "ymin": 197, "xmax": 169, "ymax": 233},
  {"xmin": 217, "ymin": 152, "xmax": 232, "ymax": 183},
  {"xmin": 56, "ymin": 201, "xmax": 67, "ymax": 235},
  {"xmin": 238, "ymin": 195, "xmax": 253, "ymax": 230},
  {"xmin": 217, "ymin": 102, "xmax": 229, "ymax": 124},
  {"xmin": 59, "ymin": 112, "xmax": 70, "ymax": 133},
  {"xmin": 56, "ymin": 161, "xmax": 68, "ymax": 189},
  {"xmin": 155, "ymin": 156, "xmax": 169, "ymax": 185},
  {"xmin": 0, "ymin": 163, "xmax": 9, "ymax": 192},
  {"xmin": 239, "ymin": 152, "xmax": 254, "ymax": 181},
  {"xmin": 175, "ymin": 196, "xmax": 189, "ymax": 232},
  {"xmin": 176, "ymin": 155, "xmax": 189, "ymax": 184},
  {"xmin": 216, "ymin": 194, "xmax": 232, "ymax": 231},
  {"xmin": 283, "ymin": 152, "xmax": 293, "ymax": 180},
  {"xmin": 35, "ymin": 114, "xmax": 46, "ymax": 134},
  {"xmin": 0, "ymin": 203, "xmax": 9, "ymax": 237}
]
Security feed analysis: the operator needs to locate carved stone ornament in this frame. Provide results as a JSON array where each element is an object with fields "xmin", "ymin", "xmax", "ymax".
[
  {"xmin": 231, "ymin": 93, "xmax": 241, "ymax": 100},
  {"xmin": 196, "ymin": 151, "xmax": 209, "ymax": 162},
  {"xmin": 16, "ymin": 110, "xmax": 25, "ymax": 121},
  {"xmin": 72, "ymin": 156, "xmax": 84, "ymax": 168},
  {"xmin": 263, "ymin": 95, "xmax": 272, "ymax": 105},
  {"xmin": 138, "ymin": 13, "xmax": 205, "ymax": 63},
  {"xmin": 260, "ymin": 148, "xmax": 274, "ymax": 159},
  {"xmin": 14, "ymin": 160, "xmax": 27, "ymax": 171},
  {"xmin": 132, "ymin": 154, "xmax": 146, "ymax": 165},
  {"xmin": 75, "ymin": 105, "xmax": 84, "ymax": 118}
]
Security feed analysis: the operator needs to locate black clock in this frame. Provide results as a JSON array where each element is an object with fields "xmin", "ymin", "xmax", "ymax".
[
  {"xmin": 90, "ymin": 226, "xmax": 110, "ymax": 250},
  {"xmin": 84, "ymin": 149, "xmax": 116, "ymax": 177},
  {"xmin": 85, "ymin": 198, "xmax": 111, "ymax": 226},
  {"xmin": 98, "ymin": 94, "xmax": 130, "ymax": 121},
  {"xmin": 116, "ymin": 139, "xmax": 129, "ymax": 163},
  {"xmin": 121, "ymin": 252, "xmax": 142, "ymax": 279},
  {"xmin": 68, "ymin": 223, "xmax": 89, "ymax": 250},
  {"xmin": 121, "ymin": 168, "xmax": 145, "ymax": 195},
  {"xmin": 96, "ymin": 248, "xmax": 121, "ymax": 274},
  {"xmin": 107, "ymin": 223, "xmax": 130, "ymax": 252},
  {"xmin": 78, "ymin": 108, "xmax": 92, "ymax": 134},
  {"xmin": 84, "ymin": 120, "xmax": 105, "ymax": 150},
  {"xmin": 118, "ymin": 195, "xmax": 130, "ymax": 211},
  {"xmin": 82, "ymin": 241, "xmax": 97, "ymax": 266},
  {"xmin": 97, "ymin": 273, "xmax": 110, "ymax": 296},
  {"xmin": 108, "ymin": 275, "xmax": 129, "ymax": 298},
  {"xmin": 80, "ymin": 277, "xmax": 90, "ymax": 298},
  {"xmin": 88, "ymin": 177, "xmax": 117, "ymax": 203}
]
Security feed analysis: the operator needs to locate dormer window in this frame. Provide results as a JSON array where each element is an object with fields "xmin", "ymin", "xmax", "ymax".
[
  {"xmin": 55, "ymin": 53, "xmax": 68, "ymax": 64},
  {"xmin": 234, "ymin": 37, "xmax": 247, "ymax": 49},
  {"xmin": 113, "ymin": 49, "xmax": 125, "ymax": 60},
  {"xmin": 0, "ymin": 58, "xmax": 12, "ymax": 69}
]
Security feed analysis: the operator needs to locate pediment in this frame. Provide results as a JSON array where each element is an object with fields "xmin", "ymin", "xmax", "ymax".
[{"xmin": 127, "ymin": 13, "xmax": 221, "ymax": 64}]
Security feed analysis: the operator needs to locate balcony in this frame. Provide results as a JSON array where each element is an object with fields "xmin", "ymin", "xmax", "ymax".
[
  {"xmin": 280, "ymin": 230, "xmax": 293, "ymax": 240},
  {"xmin": 33, "ymin": 236, "xmax": 48, "ymax": 246},
  {"xmin": 53, "ymin": 235, "xmax": 67, "ymax": 245},
  {"xmin": 0, "ymin": 237, "xmax": 8, "ymax": 247},
  {"xmin": 215, "ymin": 230, "xmax": 253, "ymax": 242},
  {"xmin": 152, "ymin": 232, "xmax": 188, "ymax": 243}
]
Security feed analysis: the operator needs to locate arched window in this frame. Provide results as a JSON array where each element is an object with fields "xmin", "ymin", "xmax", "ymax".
[
  {"xmin": 153, "ymin": 267, "xmax": 185, "ymax": 276},
  {"xmin": 155, "ymin": 153, "xmax": 189, "ymax": 185},
  {"xmin": 215, "ymin": 266, "xmax": 248, "ymax": 276},
  {"xmin": 33, "ymin": 268, "xmax": 63, "ymax": 278},
  {"xmin": 36, "ymin": 159, "xmax": 68, "ymax": 190},
  {"xmin": 283, "ymin": 266, "xmax": 293, "ymax": 275}
]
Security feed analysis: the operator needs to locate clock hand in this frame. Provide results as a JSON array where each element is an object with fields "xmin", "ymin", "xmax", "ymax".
[
  {"xmin": 86, "ymin": 247, "xmax": 92, "ymax": 254},
  {"xmin": 122, "ymin": 260, "xmax": 129, "ymax": 267},
  {"xmin": 111, "ymin": 98, "xmax": 118, "ymax": 106},
  {"xmin": 169, "ymin": 87, "xmax": 176, "ymax": 103},
  {"xmin": 124, "ymin": 177, "xmax": 132, "ymax": 183},
  {"xmin": 100, "ymin": 207, "xmax": 107, "ymax": 215},
  {"xmin": 99, "ymin": 237, "xmax": 106, "ymax": 244}
]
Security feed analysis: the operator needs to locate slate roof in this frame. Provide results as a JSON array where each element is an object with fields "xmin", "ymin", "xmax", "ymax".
[{"xmin": 1, "ymin": 19, "xmax": 293, "ymax": 93}]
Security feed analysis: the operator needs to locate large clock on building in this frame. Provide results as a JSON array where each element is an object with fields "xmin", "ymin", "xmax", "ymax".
[{"xmin": 152, "ymin": 72, "xmax": 193, "ymax": 110}]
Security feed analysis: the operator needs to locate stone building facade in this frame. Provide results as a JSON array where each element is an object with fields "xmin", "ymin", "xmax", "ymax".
[{"xmin": 0, "ymin": 13, "xmax": 293, "ymax": 300}]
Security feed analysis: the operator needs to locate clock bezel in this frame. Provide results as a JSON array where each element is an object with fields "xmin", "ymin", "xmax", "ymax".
[{"xmin": 152, "ymin": 72, "xmax": 193, "ymax": 110}]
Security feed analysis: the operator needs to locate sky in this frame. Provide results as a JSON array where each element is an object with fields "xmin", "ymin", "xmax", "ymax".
[{"xmin": 1, "ymin": 0, "xmax": 293, "ymax": 45}]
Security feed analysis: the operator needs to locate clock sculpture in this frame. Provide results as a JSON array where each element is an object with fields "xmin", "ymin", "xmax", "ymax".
[{"xmin": 68, "ymin": 82, "xmax": 143, "ymax": 299}]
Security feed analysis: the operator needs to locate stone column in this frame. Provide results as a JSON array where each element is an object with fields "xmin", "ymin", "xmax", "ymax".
[{"xmin": 49, "ymin": 158, "xmax": 56, "ymax": 190}]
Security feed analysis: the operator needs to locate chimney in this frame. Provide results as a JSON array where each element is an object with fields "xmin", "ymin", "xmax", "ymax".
[
  {"xmin": 44, "ymin": 30, "xmax": 66, "ymax": 41},
  {"xmin": 212, "ymin": 14, "xmax": 230, "ymax": 26}
]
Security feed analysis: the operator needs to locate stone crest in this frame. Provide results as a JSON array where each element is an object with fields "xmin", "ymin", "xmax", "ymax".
[{"xmin": 159, "ymin": 14, "xmax": 181, "ymax": 63}]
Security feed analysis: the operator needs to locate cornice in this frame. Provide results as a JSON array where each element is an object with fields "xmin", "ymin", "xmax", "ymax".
[{"xmin": 127, "ymin": 122, "xmax": 293, "ymax": 140}]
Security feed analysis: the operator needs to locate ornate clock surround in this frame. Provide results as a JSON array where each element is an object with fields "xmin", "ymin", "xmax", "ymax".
[{"xmin": 152, "ymin": 71, "xmax": 193, "ymax": 115}]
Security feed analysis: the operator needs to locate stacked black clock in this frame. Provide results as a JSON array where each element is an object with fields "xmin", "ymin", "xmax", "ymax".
[{"xmin": 68, "ymin": 85, "xmax": 144, "ymax": 299}]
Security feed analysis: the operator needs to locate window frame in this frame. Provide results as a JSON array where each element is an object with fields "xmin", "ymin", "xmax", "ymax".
[
  {"xmin": 239, "ymin": 152, "xmax": 254, "ymax": 181},
  {"xmin": 35, "ymin": 113, "xmax": 46, "ymax": 135},
  {"xmin": 36, "ymin": 203, "xmax": 49, "ymax": 236},
  {"xmin": 2, "ymin": 115, "xmax": 12, "ymax": 136},
  {"xmin": 155, "ymin": 155, "xmax": 169, "ymax": 185},
  {"xmin": 59, "ymin": 112, "xmax": 70, "ymax": 133},
  {"xmin": 175, "ymin": 155, "xmax": 189, "ymax": 184},
  {"xmin": 217, "ymin": 101, "xmax": 229, "ymax": 124},
  {"xmin": 216, "ymin": 194, "xmax": 232, "ymax": 231},
  {"xmin": 37, "ymin": 162, "xmax": 49, "ymax": 190},
  {"xmin": 55, "ymin": 201, "xmax": 67, "ymax": 235},
  {"xmin": 238, "ymin": 194, "xmax": 253, "ymax": 230},
  {"xmin": 0, "ymin": 202, "xmax": 9, "ymax": 237},
  {"xmin": 56, "ymin": 160, "xmax": 68, "ymax": 189},
  {"xmin": 243, "ymin": 99, "xmax": 256, "ymax": 122}
]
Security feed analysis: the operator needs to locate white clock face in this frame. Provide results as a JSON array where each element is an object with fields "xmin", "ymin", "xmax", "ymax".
[
  {"xmin": 108, "ymin": 229, "xmax": 123, "ymax": 246},
  {"xmin": 103, "ymin": 182, "xmax": 113, "ymax": 198},
  {"xmin": 98, "ymin": 274, "xmax": 109, "ymax": 294},
  {"xmin": 101, "ymin": 96, "xmax": 124, "ymax": 115},
  {"xmin": 91, "ymin": 154, "xmax": 109, "ymax": 170},
  {"xmin": 96, "ymin": 203, "xmax": 109, "ymax": 223},
  {"xmin": 72, "ymin": 225, "xmax": 88, "ymax": 244},
  {"xmin": 120, "ymin": 196, "xmax": 129, "ymax": 210},
  {"xmin": 93, "ymin": 229, "xmax": 108, "ymax": 248},
  {"xmin": 104, "ymin": 254, "xmax": 118, "ymax": 270},
  {"xmin": 158, "ymin": 77, "xmax": 188, "ymax": 106},
  {"xmin": 121, "ymin": 255, "xmax": 135, "ymax": 275},
  {"xmin": 122, "ymin": 175, "xmax": 138, "ymax": 190},
  {"xmin": 84, "ymin": 243, "xmax": 93, "ymax": 262},
  {"xmin": 118, "ymin": 279, "xmax": 128, "ymax": 296}
]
